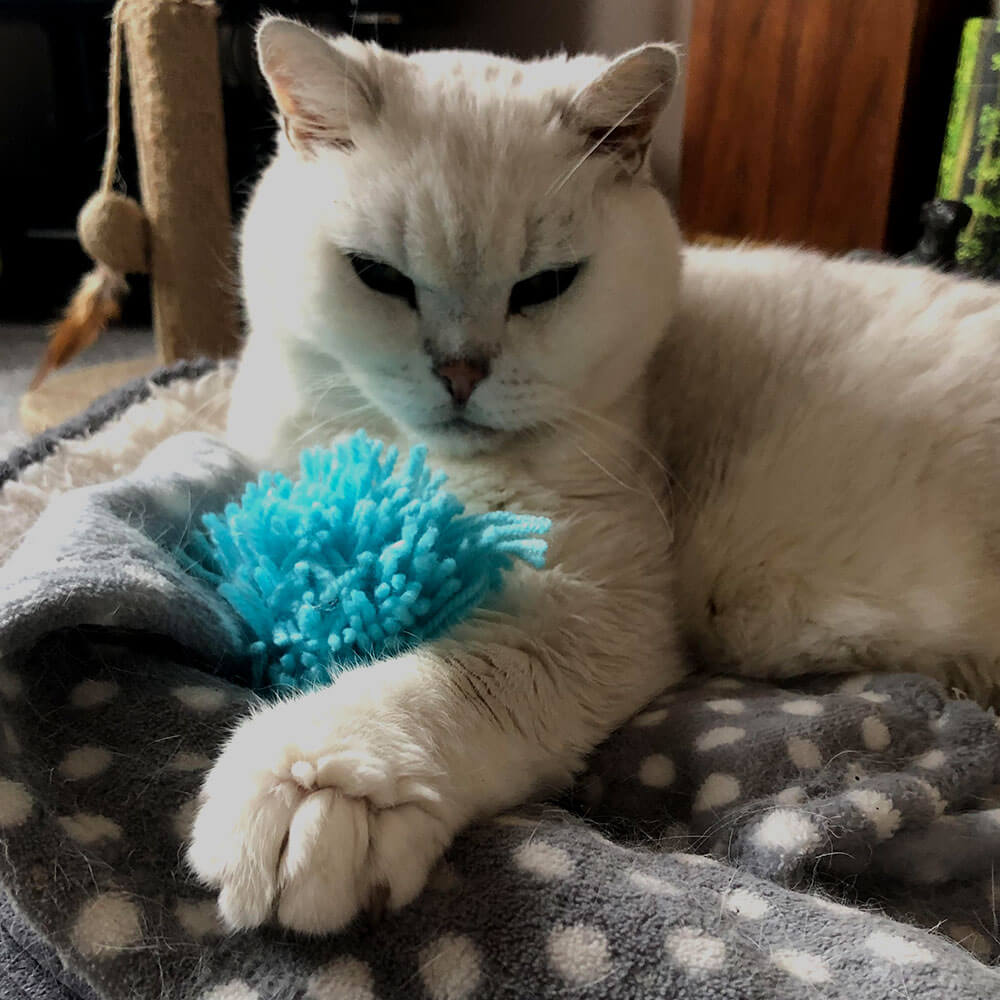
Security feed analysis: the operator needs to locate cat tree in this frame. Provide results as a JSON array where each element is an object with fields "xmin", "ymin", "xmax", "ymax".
[{"xmin": 20, "ymin": 0, "xmax": 240, "ymax": 432}]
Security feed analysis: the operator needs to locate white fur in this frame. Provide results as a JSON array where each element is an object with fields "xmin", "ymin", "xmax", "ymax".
[
  {"xmin": 653, "ymin": 245, "xmax": 1000, "ymax": 698},
  {"xmin": 191, "ymin": 19, "xmax": 1000, "ymax": 936}
]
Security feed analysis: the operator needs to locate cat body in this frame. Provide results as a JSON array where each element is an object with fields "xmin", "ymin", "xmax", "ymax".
[
  {"xmin": 661, "ymin": 246, "xmax": 1000, "ymax": 697},
  {"xmin": 190, "ymin": 18, "xmax": 1000, "ymax": 935}
]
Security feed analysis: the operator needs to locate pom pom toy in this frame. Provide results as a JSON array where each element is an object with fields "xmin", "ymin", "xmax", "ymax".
[{"xmin": 180, "ymin": 431, "xmax": 550, "ymax": 694}]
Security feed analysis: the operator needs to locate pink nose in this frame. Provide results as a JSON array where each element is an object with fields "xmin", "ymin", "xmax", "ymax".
[{"xmin": 435, "ymin": 358, "xmax": 489, "ymax": 405}]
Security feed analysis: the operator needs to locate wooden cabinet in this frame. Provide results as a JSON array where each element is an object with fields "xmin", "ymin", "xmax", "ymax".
[{"xmin": 680, "ymin": 0, "xmax": 989, "ymax": 254}]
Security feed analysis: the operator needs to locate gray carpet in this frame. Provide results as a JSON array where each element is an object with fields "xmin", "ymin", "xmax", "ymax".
[{"xmin": 0, "ymin": 325, "xmax": 154, "ymax": 455}]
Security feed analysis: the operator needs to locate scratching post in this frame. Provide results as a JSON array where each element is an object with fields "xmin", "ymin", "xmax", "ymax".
[
  {"xmin": 121, "ymin": 0, "xmax": 239, "ymax": 362},
  {"xmin": 23, "ymin": 0, "xmax": 239, "ymax": 431}
]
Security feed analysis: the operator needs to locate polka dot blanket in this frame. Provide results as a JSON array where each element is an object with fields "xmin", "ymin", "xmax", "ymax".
[{"xmin": 1, "ymin": 361, "xmax": 999, "ymax": 999}]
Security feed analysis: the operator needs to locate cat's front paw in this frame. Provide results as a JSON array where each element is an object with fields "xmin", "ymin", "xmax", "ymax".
[{"xmin": 186, "ymin": 681, "xmax": 455, "ymax": 934}]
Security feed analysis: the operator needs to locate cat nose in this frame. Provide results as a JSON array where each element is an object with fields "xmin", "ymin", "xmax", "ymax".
[{"xmin": 435, "ymin": 357, "xmax": 489, "ymax": 405}]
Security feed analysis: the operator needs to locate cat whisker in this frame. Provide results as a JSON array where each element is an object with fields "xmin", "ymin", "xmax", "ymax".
[
  {"xmin": 547, "ymin": 79, "xmax": 672, "ymax": 196},
  {"xmin": 536, "ymin": 383, "xmax": 690, "ymax": 506},
  {"xmin": 569, "ymin": 436, "xmax": 674, "ymax": 545},
  {"xmin": 301, "ymin": 371, "xmax": 358, "ymax": 396},
  {"xmin": 289, "ymin": 403, "xmax": 378, "ymax": 447},
  {"xmin": 539, "ymin": 416, "xmax": 674, "ymax": 545},
  {"xmin": 306, "ymin": 383, "xmax": 366, "ymax": 420}
]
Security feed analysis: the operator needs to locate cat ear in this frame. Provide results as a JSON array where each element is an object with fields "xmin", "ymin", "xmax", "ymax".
[
  {"xmin": 256, "ymin": 17, "xmax": 380, "ymax": 155},
  {"xmin": 565, "ymin": 44, "xmax": 679, "ymax": 174}
]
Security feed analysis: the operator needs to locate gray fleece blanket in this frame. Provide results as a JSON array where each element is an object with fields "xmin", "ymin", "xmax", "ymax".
[{"xmin": 2, "ymin": 412, "xmax": 1000, "ymax": 998}]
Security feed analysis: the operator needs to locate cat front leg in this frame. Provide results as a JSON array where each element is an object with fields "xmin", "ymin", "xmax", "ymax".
[
  {"xmin": 187, "ymin": 577, "xmax": 680, "ymax": 934},
  {"xmin": 186, "ymin": 655, "xmax": 456, "ymax": 933}
]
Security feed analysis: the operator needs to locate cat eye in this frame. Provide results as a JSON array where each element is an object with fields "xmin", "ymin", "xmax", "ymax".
[
  {"xmin": 347, "ymin": 254, "xmax": 417, "ymax": 310},
  {"xmin": 508, "ymin": 263, "xmax": 582, "ymax": 315}
]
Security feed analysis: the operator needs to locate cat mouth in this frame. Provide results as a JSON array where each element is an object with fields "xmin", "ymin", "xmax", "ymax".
[{"xmin": 439, "ymin": 416, "xmax": 499, "ymax": 436}]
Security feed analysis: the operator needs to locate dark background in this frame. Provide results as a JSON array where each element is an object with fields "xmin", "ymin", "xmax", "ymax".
[
  {"xmin": 0, "ymin": 1, "xmax": 465, "ymax": 325},
  {"xmin": 0, "ymin": 1, "xmax": 989, "ymax": 326}
]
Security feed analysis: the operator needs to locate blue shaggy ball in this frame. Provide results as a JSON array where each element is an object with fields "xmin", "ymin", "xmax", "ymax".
[{"xmin": 180, "ymin": 431, "xmax": 550, "ymax": 693}]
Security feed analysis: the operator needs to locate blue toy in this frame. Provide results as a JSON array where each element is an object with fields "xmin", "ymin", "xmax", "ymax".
[{"xmin": 180, "ymin": 431, "xmax": 550, "ymax": 693}]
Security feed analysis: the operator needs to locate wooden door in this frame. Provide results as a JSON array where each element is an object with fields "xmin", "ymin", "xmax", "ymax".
[{"xmin": 680, "ymin": 0, "xmax": 952, "ymax": 253}]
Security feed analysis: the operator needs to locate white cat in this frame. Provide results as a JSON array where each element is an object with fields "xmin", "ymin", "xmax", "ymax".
[{"xmin": 188, "ymin": 17, "xmax": 1000, "ymax": 935}]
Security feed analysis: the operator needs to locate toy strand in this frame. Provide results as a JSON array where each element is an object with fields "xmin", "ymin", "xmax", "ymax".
[{"xmin": 101, "ymin": 1, "xmax": 128, "ymax": 195}]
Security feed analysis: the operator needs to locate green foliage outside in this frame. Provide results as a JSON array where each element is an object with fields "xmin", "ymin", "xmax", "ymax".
[
  {"xmin": 938, "ymin": 19, "xmax": 1000, "ymax": 274},
  {"xmin": 938, "ymin": 20, "xmax": 981, "ymax": 199}
]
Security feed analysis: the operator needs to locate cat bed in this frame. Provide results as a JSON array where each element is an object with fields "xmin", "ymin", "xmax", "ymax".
[{"xmin": 1, "ymin": 360, "xmax": 999, "ymax": 1000}]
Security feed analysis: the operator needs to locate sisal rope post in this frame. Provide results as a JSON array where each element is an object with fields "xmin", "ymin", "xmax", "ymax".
[
  {"xmin": 33, "ymin": 0, "xmax": 240, "ymax": 390},
  {"xmin": 120, "ymin": 0, "xmax": 239, "ymax": 363}
]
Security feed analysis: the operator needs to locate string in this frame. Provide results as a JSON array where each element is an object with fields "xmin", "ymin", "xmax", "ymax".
[{"xmin": 100, "ymin": 1, "xmax": 127, "ymax": 194}]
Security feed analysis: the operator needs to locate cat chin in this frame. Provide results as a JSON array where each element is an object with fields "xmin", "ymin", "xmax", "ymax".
[{"xmin": 416, "ymin": 422, "xmax": 512, "ymax": 459}]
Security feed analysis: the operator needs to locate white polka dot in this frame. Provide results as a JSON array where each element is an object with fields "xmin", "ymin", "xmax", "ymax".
[
  {"xmin": 57, "ymin": 813, "xmax": 122, "ymax": 844},
  {"xmin": 548, "ymin": 924, "xmax": 612, "ymax": 986},
  {"xmin": 59, "ymin": 746, "xmax": 112, "ymax": 780},
  {"xmin": 846, "ymin": 789, "xmax": 901, "ymax": 840},
  {"xmin": 420, "ymin": 933, "xmax": 482, "ymax": 1000},
  {"xmin": 0, "ymin": 668, "xmax": 23, "ymax": 701},
  {"xmin": 865, "ymin": 930, "xmax": 933, "ymax": 965},
  {"xmin": 913, "ymin": 779, "xmax": 946, "ymax": 817},
  {"xmin": 0, "ymin": 777, "xmax": 33, "ymax": 827},
  {"xmin": 306, "ymin": 957, "xmax": 375, "ymax": 999},
  {"xmin": 167, "ymin": 752, "xmax": 213, "ymax": 772},
  {"xmin": 632, "ymin": 708, "xmax": 670, "ymax": 727},
  {"xmin": 857, "ymin": 691, "xmax": 890, "ymax": 704},
  {"xmin": 753, "ymin": 810, "xmax": 823, "ymax": 854},
  {"xmin": 693, "ymin": 773, "xmax": 741, "ymax": 812},
  {"xmin": 861, "ymin": 715, "xmax": 891, "ymax": 751},
  {"xmin": 199, "ymin": 981, "xmax": 259, "ymax": 1000},
  {"xmin": 173, "ymin": 798, "xmax": 199, "ymax": 841},
  {"xmin": 722, "ymin": 888, "xmax": 770, "ymax": 919},
  {"xmin": 707, "ymin": 698, "xmax": 744, "ymax": 715},
  {"xmin": 914, "ymin": 749, "xmax": 946, "ymax": 770},
  {"xmin": 771, "ymin": 948, "xmax": 831, "ymax": 984},
  {"xmin": 809, "ymin": 895, "xmax": 860, "ymax": 917},
  {"xmin": 839, "ymin": 674, "xmax": 875, "ymax": 694},
  {"xmin": 2, "ymin": 723, "xmax": 20, "ymax": 754},
  {"xmin": 696, "ymin": 727, "xmax": 745, "ymax": 751},
  {"xmin": 71, "ymin": 893, "xmax": 143, "ymax": 957},
  {"xmin": 69, "ymin": 679, "xmax": 119, "ymax": 709},
  {"xmin": 628, "ymin": 871, "xmax": 680, "ymax": 895},
  {"xmin": 781, "ymin": 699, "xmax": 824, "ymax": 717},
  {"xmin": 665, "ymin": 927, "xmax": 726, "ymax": 974},
  {"xmin": 174, "ymin": 899, "xmax": 223, "ymax": 939},
  {"xmin": 638, "ymin": 754, "xmax": 676, "ymax": 788},
  {"xmin": 172, "ymin": 686, "xmax": 228, "ymax": 712},
  {"xmin": 776, "ymin": 786, "xmax": 807, "ymax": 806},
  {"xmin": 787, "ymin": 737, "xmax": 821, "ymax": 770},
  {"xmin": 513, "ymin": 840, "xmax": 574, "ymax": 879}
]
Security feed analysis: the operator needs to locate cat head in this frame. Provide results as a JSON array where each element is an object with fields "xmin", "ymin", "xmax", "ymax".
[{"xmin": 241, "ymin": 17, "xmax": 682, "ymax": 457}]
